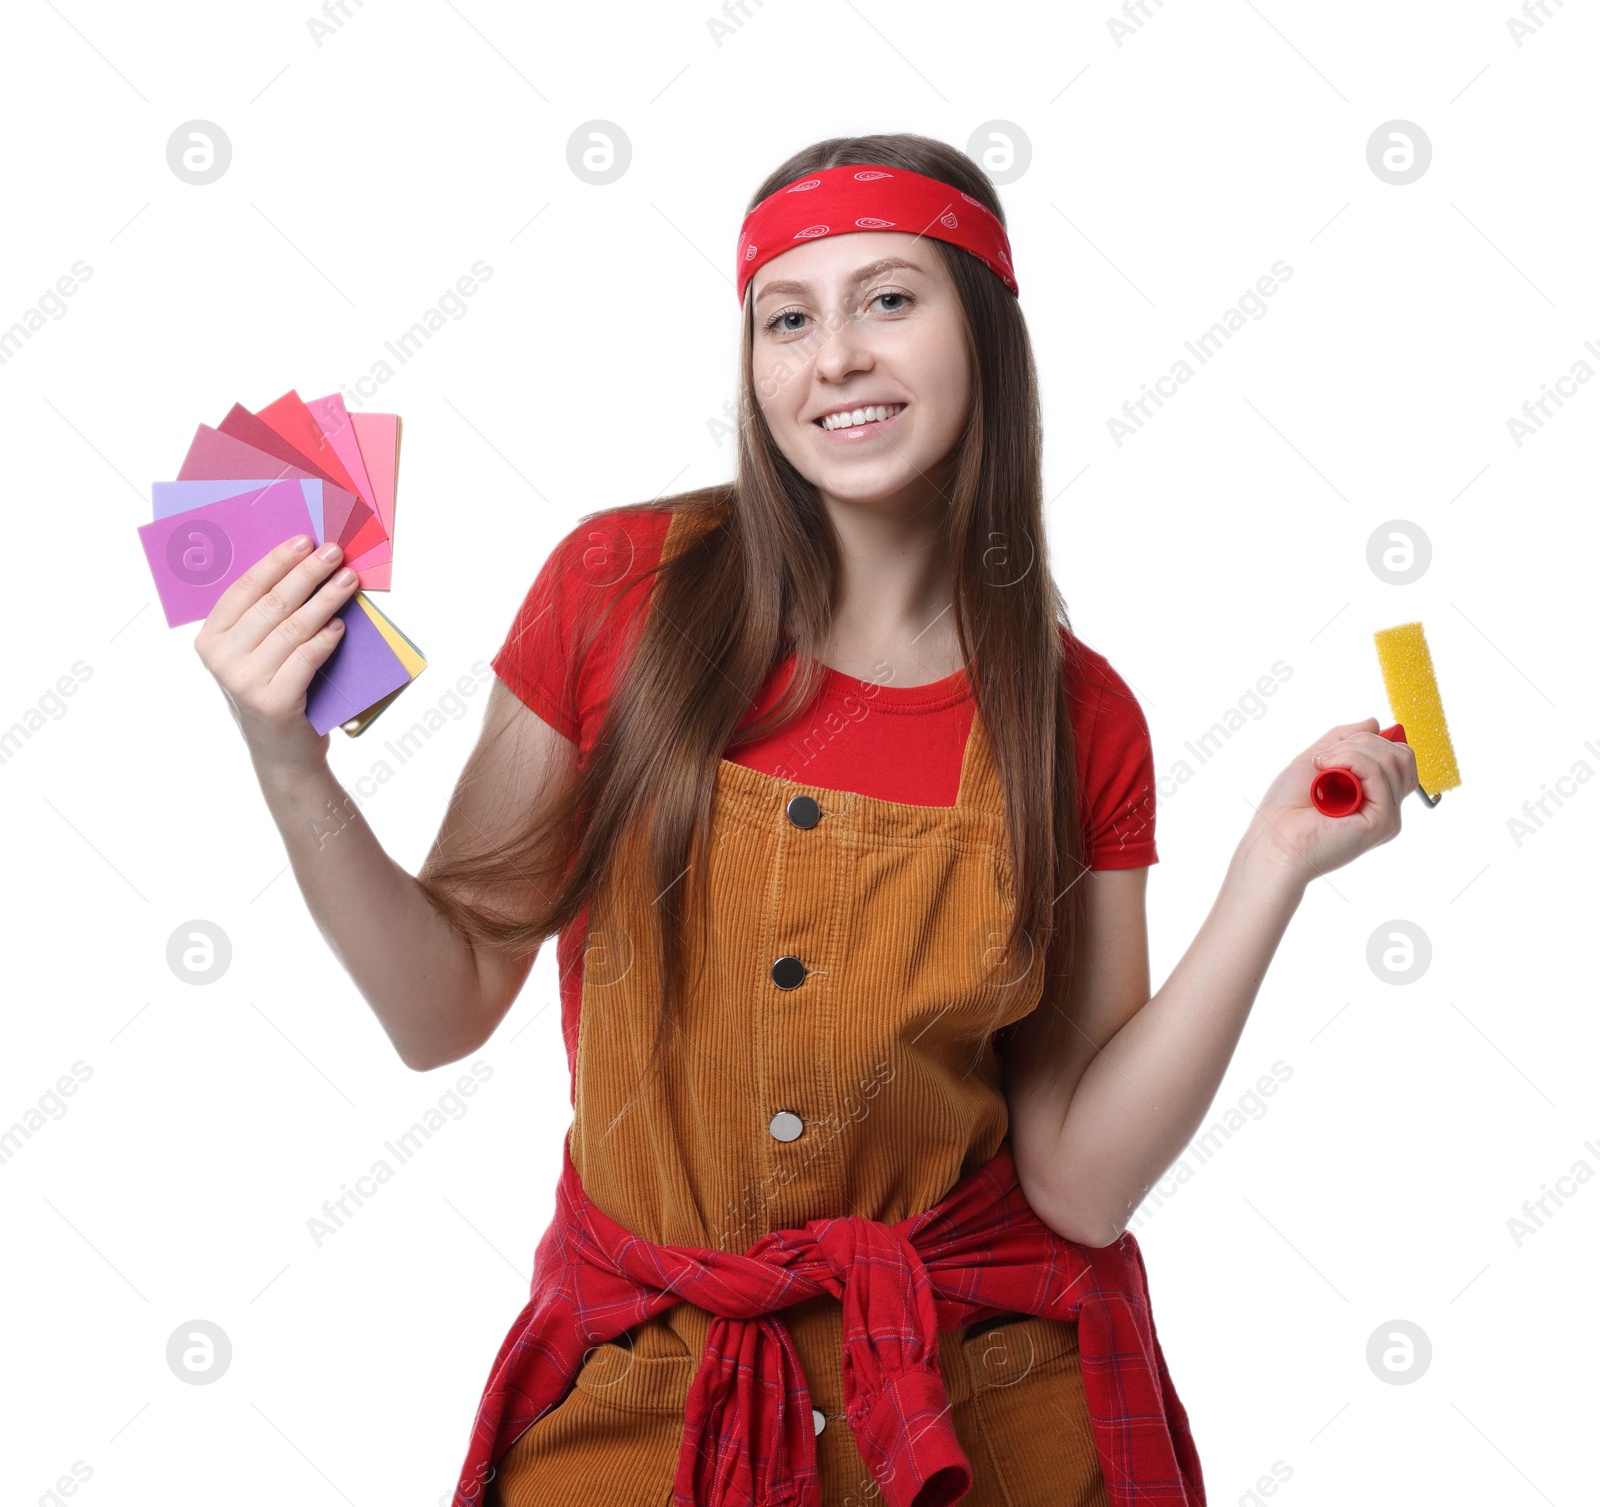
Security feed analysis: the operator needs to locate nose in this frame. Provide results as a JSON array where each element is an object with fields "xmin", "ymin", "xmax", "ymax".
[{"xmin": 811, "ymin": 308, "xmax": 876, "ymax": 386}]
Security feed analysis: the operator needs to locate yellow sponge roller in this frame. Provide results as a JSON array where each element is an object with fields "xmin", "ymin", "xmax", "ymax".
[{"xmin": 1373, "ymin": 621, "xmax": 1462, "ymax": 800}]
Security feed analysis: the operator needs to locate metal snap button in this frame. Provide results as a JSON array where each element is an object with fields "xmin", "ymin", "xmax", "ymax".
[
  {"xmin": 786, "ymin": 794, "xmax": 821, "ymax": 829},
  {"xmin": 812, "ymin": 1407, "xmax": 826, "ymax": 1435},
  {"xmin": 768, "ymin": 1110, "xmax": 804, "ymax": 1142},
  {"xmin": 771, "ymin": 955, "xmax": 806, "ymax": 990}
]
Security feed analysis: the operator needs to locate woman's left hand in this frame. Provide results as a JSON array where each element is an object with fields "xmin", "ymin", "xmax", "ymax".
[{"xmin": 1245, "ymin": 717, "xmax": 1420, "ymax": 885}]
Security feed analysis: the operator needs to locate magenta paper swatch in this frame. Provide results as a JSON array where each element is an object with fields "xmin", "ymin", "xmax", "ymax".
[
  {"xmin": 137, "ymin": 480, "xmax": 313, "ymax": 627},
  {"xmin": 304, "ymin": 592, "xmax": 411, "ymax": 736}
]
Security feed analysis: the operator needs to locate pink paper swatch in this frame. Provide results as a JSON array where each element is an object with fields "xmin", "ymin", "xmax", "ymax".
[
  {"xmin": 351, "ymin": 412, "xmax": 399, "ymax": 542},
  {"xmin": 308, "ymin": 393, "xmax": 377, "ymax": 516}
]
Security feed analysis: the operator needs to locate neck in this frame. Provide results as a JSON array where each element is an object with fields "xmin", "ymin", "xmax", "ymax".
[{"xmin": 815, "ymin": 483, "xmax": 961, "ymax": 688}]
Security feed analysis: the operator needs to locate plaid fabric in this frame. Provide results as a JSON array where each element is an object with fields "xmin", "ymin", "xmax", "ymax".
[{"xmin": 451, "ymin": 1136, "xmax": 1204, "ymax": 1507}]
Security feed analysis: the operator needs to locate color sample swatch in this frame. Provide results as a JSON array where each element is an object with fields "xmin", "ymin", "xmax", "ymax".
[
  {"xmin": 153, "ymin": 478, "xmax": 325, "ymax": 545},
  {"xmin": 347, "ymin": 411, "xmax": 400, "ymax": 590},
  {"xmin": 141, "ymin": 393, "xmax": 423, "ymax": 737},
  {"xmin": 304, "ymin": 590, "xmax": 414, "ymax": 736},
  {"xmin": 138, "ymin": 480, "xmax": 315, "ymax": 627}
]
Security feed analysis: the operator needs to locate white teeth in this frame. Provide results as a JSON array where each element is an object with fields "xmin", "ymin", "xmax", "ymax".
[{"xmin": 820, "ymin": 403, "xmax": 903, "ymax": 431}]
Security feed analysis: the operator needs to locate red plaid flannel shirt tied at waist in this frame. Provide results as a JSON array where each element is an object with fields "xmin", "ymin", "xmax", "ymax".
[{"xmin": 453, "ymin": 1137, "xmax": 1205, "ymax": 1507}]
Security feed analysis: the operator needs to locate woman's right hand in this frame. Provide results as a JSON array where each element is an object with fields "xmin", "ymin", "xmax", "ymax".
[
  {"xmin": 193, "ymin": 533, "xmax": 362, "ymax": 779},
  {"xmin": 1240, "ymin": 717, "xmax": 1417, "ymax": 888}
]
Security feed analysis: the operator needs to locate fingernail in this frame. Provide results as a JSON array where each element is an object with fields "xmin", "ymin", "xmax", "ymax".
[
  {"xmin": 291, "ymin": 534, "xmax": 312, "ymax": 552},
  {"xmin": 319, "ymin": 542, "xmax": 342, "ymax": 563}
]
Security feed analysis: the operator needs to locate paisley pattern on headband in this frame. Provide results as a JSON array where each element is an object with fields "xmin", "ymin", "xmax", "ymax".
[{"xmin": 736, "ymin": 163, "xmax": 1019, "ymax": 305}]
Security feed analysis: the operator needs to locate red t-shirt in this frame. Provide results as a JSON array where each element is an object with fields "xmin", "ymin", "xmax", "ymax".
[
  {"xmin": 490, "ymin": 504, "xmax": 1158, "ymax": 869},
  {"xmin": 490, "ymin": 504, "xmax": 1157, "ymax": 1097}
]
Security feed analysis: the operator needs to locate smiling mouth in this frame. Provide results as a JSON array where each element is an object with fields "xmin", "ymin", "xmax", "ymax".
[{"xmin": 814, "ymin": 402, "xmax": 906, "ymax": 433}]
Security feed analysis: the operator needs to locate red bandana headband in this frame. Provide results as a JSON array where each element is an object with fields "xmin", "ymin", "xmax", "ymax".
[{"xmin": 735, "ymin": 163, "xmax": 1018, "ymax": 307}]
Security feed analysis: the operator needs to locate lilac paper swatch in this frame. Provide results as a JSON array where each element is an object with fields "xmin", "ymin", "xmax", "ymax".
[
  {"xmin": 153, "ymin": 479, "xmax": 324, "ymax": 546},
  {"xmin": 304, "ymin": 595, "xmax": 413, "ymax": 736},
  {"xmin": 137, "ymin": 480, "xmax": 314, "ymax": 627}
]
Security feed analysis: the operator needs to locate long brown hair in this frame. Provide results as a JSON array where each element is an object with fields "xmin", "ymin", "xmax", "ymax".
[{"xmin": 419, "ymin": 131, "xmax": 1089, "ymax": 1097}]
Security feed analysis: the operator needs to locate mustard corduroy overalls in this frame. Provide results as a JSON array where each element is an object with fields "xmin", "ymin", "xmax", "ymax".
[{"xmin": 488, "ymin": 509, "xmax": 1109, "ymax": 1506}]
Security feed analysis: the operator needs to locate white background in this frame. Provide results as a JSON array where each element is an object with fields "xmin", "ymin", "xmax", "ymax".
[{"xmin": 1, "ymin": 1, "xmax": 1596, "ymax": 1504}]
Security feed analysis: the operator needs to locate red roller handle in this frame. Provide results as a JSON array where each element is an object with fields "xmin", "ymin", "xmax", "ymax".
[{"xmin": 1310, "ymin": 723, "xmax": 1407, "ymax": 817}]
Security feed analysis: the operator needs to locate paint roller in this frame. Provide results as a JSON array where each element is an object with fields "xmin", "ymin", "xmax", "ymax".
[{"xmin": 1311, "ymin": 620, "xmax": 1462, "ymax": 816}]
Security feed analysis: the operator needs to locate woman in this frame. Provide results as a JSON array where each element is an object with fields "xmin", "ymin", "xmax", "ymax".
[{"xmin": 195, "ymin": 134, "xmax": 1416, "ymax": 1507}]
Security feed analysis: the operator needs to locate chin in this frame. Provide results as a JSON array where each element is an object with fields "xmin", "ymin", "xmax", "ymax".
[{"xmin": 810, "ymin": 468, "xmax": 924, "ymax": 504}]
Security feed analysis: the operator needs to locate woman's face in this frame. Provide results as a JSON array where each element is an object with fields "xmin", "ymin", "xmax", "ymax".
[{"xmin": 748, "ymin": 231, "xmax": 972, "ymax": 514}]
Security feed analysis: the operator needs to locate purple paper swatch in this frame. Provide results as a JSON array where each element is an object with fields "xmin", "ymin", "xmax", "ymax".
[{"xmin": 304, "ymin": 595, "xmax": 412, "ymax": 736}]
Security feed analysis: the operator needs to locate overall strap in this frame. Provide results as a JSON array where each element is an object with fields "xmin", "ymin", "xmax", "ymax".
[{"xmin": 952, "ymin": 700, "xmax": 1006, "ymax": 818}]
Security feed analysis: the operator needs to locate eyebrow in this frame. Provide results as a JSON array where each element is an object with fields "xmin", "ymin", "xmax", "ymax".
[{"xmin": 754, "ymin": 256, "xmax": 927, "ymax": 305}]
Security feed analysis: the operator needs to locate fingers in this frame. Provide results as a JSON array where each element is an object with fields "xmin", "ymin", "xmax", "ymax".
[
  {"xmin": 187, "ymin": 533, "xmax": 364, "ymax": 764},
  {"xmin": 1313, "ymin": 736, "xmax": 1416, "ymax": 816},
  {"xmin": 1302, "ymin": 717, "xmax": 1379, "ymax": 761},
  {"xmin": 248, "ymin": 554, "xmax": 360, "ymax": 684},
  {"xmin": 194, "ymin": 535, "xmax": 363, "ymax": 711},
  {"xmin": 261, "ymin": 608, "xmax": 351, "ymax": 709},
  {"xmin": 234, "ymin": 540, "xmax": 356, "ymax": 654},
  {"xmin": 203, "ymin": 533, "xmax": 319, "ymax": 639}
]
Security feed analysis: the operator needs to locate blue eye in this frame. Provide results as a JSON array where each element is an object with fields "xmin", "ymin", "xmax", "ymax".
[{"xmin": 761, "ymin": 290, "xmax": 916, "ymax": 334}]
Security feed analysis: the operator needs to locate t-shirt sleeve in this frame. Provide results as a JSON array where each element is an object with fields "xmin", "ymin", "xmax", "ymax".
[
  {"xmin": 490, "ymin": 526, "xmax": 585, "ymax": 741},
  {"xmin": 489, "ymin": 507, "xmax": 673, "ymax": 749},
  {"xmin": 1073, "ymin": 646, "xmax": 1159, "ymax": 870}
]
